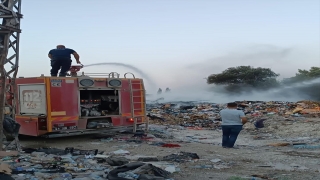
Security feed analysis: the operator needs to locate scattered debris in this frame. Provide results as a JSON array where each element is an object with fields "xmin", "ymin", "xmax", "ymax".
[
  {"xmin": 146, "ymin": 100, "xmax": 320, "ymax": 129},
  {"xmin": 1, "ymin": 100, "xmax": 320, "ymax": 179},
  {"xmin": 163, "ymin": 152, "xmax": 199, "ymax": 163}
]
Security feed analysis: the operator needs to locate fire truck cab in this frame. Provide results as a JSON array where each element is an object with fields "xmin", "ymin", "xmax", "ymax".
[{"xmin": 7, "ymin": 65, "xmax": 147, "ymax": 138}]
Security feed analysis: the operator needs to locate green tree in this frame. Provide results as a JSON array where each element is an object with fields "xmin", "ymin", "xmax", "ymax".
[
  {"xmin": 207, "ymin": 66, "xmax": 280, "ymax": 90},
  {"xmin": 282, "ymin": 67, "xmax": 320, "ymax": 84},
  {"xmin": 282, "ymin": 67, "xmax": 320, "ymax": 101}
]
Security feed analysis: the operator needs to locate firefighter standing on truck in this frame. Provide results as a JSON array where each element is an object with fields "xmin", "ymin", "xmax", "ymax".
[{"xmin": 48, "ymin": 45, "xmax": 81, "ymax": 77}]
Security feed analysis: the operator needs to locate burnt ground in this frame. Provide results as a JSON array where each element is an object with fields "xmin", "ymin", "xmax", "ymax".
[{"xmin": 17, "ymin": 117, "xmax": 320, "ymax": 180}]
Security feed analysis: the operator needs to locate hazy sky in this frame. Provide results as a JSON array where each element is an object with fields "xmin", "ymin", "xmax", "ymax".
[{"xmin": 12, "ymin": 0, "xmax": 320, "ymax": 91}]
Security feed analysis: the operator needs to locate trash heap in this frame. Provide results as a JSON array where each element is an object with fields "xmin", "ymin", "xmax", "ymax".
[
  {"xmin": 290, "ymin": 100, "xmax": 320, "ymax": 117},
  {"xmin": 0, "ymin": 145, "xmax": 200, "ymax": 180},
  {"xmin": 146, "ymin": 102, "xmax": 222, "ymax": 128},
  {"xmin": 236, "ymin": 100, "xmax": 320, "ymax": 118},
  {"xmin": 146, "ymin": 100, "xmax": 320, "ymax": 127}
]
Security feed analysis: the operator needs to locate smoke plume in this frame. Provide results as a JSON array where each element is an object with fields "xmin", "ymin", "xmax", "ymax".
[{"xmin": 148, "ymin": 45, "xmax": 320, "ymax": 103}]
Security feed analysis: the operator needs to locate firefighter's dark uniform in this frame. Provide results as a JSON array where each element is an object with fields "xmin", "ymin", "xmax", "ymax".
[{"xmin": 49, "ymin": 48, "xmax": 76, "ymax": 77}]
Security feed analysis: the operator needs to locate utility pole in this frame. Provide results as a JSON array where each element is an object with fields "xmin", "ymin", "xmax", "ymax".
[{"xmin": 0, "ymin": 0, "xmax": 22, "ymax": 150}]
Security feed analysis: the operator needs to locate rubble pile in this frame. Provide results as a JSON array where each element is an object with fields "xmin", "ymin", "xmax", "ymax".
[
  {"xmin": 0, "ymin": 100, "xmax": 319, "ymax": 180},
  {"xmin": 146, "ymin": 102, "xmax": 222, "ymax": 128},
  {"xmin": 292, "ymin": 100, "xmax": 320, "ymax": 117},
  {"xmin": 146, "ymin": 100, "xmax": 320, "ymax": 127},
  {"xmin": 0, "ymin": 145, "xmax": 201, "ymax": 180}
]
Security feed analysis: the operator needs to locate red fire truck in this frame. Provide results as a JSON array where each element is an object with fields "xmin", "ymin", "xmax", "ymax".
[{"xmin": 6, "ymin": 65, "xmax": 148, "ymax": 138}]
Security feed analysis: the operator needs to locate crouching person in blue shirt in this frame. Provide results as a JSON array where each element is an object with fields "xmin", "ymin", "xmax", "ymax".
[{"xmin": 219, "ymin": 102, "xmax": 248, "ymax": 148}]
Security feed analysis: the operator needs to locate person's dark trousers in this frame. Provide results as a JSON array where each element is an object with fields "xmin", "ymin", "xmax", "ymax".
[
  {"xmin": 50, "ymin": 59, "xmax": 72, "ymax": 77},
  {"xmin": 221, "ymin": 125, "xmax": 243, "ymax": 148}
]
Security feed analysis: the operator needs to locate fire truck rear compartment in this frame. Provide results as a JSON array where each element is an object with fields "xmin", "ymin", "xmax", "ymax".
[{"xmin": 80, "ymin": 89, "xmax": 120, "ymax": 116}]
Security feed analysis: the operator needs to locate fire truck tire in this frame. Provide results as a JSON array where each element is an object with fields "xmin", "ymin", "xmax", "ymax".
[
  {"xmin": 42, "ymin": 135, "xmax": 50, "ymax": 138},
  {"xmin": 3, "ymin": 115, "xmax": 20, "ymax": 135}
]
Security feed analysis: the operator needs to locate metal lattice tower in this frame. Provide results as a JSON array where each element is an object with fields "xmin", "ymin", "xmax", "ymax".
[{"xmin": 0, "ymin": 0, "xmax": 22, "ymax": 150}]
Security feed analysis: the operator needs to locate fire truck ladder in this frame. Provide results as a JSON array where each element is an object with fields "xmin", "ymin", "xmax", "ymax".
[
  {"xmin": 0, "ymin": 0, "xmax": 23, "ymax": 151},
  {"xmin": 128, "ymin": 79, "xmax": 148, "ymax": 133}
]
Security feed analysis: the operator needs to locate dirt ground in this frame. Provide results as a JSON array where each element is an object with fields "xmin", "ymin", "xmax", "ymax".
[{"xmin": 18, "ymin": 117, "xmax": 320, "ymax": 180}]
